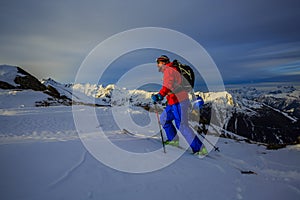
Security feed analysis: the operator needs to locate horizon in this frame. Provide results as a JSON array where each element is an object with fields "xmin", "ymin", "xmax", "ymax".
[{"xmin": 2, "ymin": 64, "xmax": 300, "ymax": 93}]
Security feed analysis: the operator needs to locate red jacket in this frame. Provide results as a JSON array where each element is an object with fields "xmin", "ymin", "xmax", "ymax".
[{"xmin": 159, "ymin": 62, "xmax": 189, "ymax": 105}]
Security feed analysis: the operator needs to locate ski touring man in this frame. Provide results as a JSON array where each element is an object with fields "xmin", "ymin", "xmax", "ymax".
[{"xmin": 152, "ymin": 55, "xmax": 207, "ymax": 155}]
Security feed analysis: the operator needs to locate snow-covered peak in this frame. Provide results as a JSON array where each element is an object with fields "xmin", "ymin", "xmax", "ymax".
[
  {"xmin": 0, "ymin": 65, "xmax": 25, "ymax": 87},
  {"xmin": 195, "ymin": 91, "xmax": 234, "ymax": 106},
  {"xmin": 229, "ymin": 85, "xmax": 299, "ymax": 100},
  {"xmin": 70, "ymin": 83, "xmax": 153, "ymax": 106},
  {"xmin": 41, "ymin": 78, "xmax": 62, "ymax": 86},
  {"xmin": 72, "ymin": 83, "xmax": 105, "ymax": 98},
  {"xmin": 263, "ymin": 85, "xmax": 299, "ymax": 99}
]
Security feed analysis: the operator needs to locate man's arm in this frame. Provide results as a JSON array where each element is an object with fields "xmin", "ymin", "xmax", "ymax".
[{"xmin": 159, "ymin": 68, "xmax": 174, "ymax": 96}]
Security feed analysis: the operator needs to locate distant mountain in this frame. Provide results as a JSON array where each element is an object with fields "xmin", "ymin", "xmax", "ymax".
[
  {"xmin": 0, "ymin": 65, "xmax": 72, "ymax": 106},
  {"xmin": 223, "ymin": 86, "xmax": 300, "ymax": 145},
  {"xmin": 0, "ymin": 65, "xmax": 299, "ymax": 146},
  {"xmin": 0, "ymin": 65, "xmax": 46, "ymax": 90}
]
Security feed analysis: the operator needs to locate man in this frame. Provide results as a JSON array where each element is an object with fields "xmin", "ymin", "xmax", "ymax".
[{"xmin": 152, "ymin": 55, "xmax": 207, "ymax": 155}]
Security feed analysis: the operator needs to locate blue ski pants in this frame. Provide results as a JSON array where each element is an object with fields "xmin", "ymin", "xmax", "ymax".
[{"xmin": 160, "ymin": 100, "xmax": 203, "ymax": 153}]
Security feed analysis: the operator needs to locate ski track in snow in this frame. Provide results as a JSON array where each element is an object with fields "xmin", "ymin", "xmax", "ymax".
[{"xmin": 49, "ymin": 151, "xmax": 88, "ymax": 188}]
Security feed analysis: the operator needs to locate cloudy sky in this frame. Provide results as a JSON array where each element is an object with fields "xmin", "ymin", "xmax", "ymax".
[{"xmin": 0, "ymin": 0, "xmax": 299, "ymax": 87}]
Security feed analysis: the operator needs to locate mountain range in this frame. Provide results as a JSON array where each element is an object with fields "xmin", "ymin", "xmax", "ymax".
[{"xmin": 0, "ymin": 65, "xmax": 299, "ymax": 146}]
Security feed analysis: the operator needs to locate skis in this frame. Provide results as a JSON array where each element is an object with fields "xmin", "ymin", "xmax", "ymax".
[
  {"xmin": 122, "ymin": 129, "xmax": 206, "ymax": 156},
  {"xmin": 122, "ymin": 128, "xmax": 257, "ymax": 175}
]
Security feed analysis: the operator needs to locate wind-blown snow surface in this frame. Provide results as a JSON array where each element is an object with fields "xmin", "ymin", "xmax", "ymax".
[{"xmin": 0, "ymin": 105, "xmax": 299, "ymax": 200}]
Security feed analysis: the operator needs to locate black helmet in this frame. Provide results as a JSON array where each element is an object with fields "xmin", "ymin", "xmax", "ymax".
[{"xmin": 156, "ymin": 55, "xmax": 170, "ymax": 63}]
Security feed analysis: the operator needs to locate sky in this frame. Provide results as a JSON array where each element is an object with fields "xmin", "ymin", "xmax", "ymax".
[{"xmin": 0, "ymin": 0, "xmax": 300, "ymax": 88}]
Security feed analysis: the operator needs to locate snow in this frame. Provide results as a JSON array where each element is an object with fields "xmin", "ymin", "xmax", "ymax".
[
  {"xmin": 41, "ymin": 79, "xmax": 153, "ymax": 106},
  {"xmin": 0, "ymin": 65, "xmax": 25, "ymax": 87},
  {"xmin": 0, "ymin": 105, "xmax": 299, "ymax": 200},
  {"xmin": 0, "ymin": 89, "xmax": 50, "ymax": 109},
  {"xmin": 229, "ymin": 84, "xmax": 299, "ymax": 103},
  {"xmin": 0, "ymin": 66, "xmax": 299, "ymax": 199},
  {"xmin": 195, "ymin": 91, "xmax": 234, "ymax": 106}
]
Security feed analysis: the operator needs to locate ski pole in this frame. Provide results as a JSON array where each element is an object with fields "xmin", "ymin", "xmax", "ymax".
[
  {"xmin": 154, "ymin": 103, "xmax": 166, "ymax": 153},
  {"xmin": 191, "ymin": 122, "xmax": 220, "ymax": 152},
  {"xmin": 198, "ymin": 133, "xmax": 220, "ymax": 152}
]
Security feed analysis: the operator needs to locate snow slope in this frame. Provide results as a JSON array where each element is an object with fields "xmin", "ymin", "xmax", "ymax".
[
  {"xmin": 0, "ymin": 65, "xmax": 25, "ymax": 87},
  {"xmin": 0, "ymin": 89, "xmax": 51, "ymax": 109},
  {"xmin": 0, "ymin": 105, "xmax": 299, "ymax": 200}
]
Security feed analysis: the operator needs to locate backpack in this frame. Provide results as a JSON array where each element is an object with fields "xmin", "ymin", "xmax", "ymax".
[{"xmin": 172, "ymin": 60, "xmax": 195, "ymax": 93}]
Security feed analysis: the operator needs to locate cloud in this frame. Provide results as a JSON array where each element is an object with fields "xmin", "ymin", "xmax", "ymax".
[
  {"xmin": 0, "ymin": 0, "xmax": 300, "ymax": 84},
  {"xmin": 245, "ymin": 42, "xmax": 300, "ymax": 60},
  {"xmin": 212, "ymin": 41, "xmax": 300, "ymax": 83},
  {"xmin": 239, "ymin": 42, "xmax": 300, "ymax": 75}
]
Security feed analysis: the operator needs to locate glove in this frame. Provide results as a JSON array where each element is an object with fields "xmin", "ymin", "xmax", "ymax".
[{"xmin": 151, "ymin": 93, "xmax": 164, "ymax": 103}]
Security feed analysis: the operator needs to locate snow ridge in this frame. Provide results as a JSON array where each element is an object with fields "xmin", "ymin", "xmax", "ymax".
[{"xmin": 0, "ymin": 65, "xmax": 25, "ymax": 87}]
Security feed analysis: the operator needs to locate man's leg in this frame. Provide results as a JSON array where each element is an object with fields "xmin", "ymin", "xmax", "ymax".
[
  {"xmin": 160, "ymin": 105, "xmax": 177, "ymax": 141},
  {"xmin": 172, "ymin": 100, "xmax": 203, "ymax": 153}
]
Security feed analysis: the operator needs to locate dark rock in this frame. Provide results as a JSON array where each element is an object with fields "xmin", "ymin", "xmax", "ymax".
[
  {"xmin": 14, "ymin": 67, "xmax": 46, "ymax": 91},
  {"xmin": 0, "ymin": 81, "xmax": 16, "ymax": 89},
  {"xmin": 225, "ymin": 105, "xmax": 300, "ymax": 145},
  {"xmin": 44, "ymin": 85, "xmax": 61, "ymax": 98}
]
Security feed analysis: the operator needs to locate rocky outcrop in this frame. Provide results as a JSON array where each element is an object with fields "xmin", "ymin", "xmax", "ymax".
[
  {"xmin": 225, "ymin": 105, "xmax": 300, "ymax": 145},
  {"xmin": 14, "ymin": 67, "xmax": 47, "ymax": 91},
  {"xmin": 0, "ymin": 81, "xmax": 16, "ymax": 89}
]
